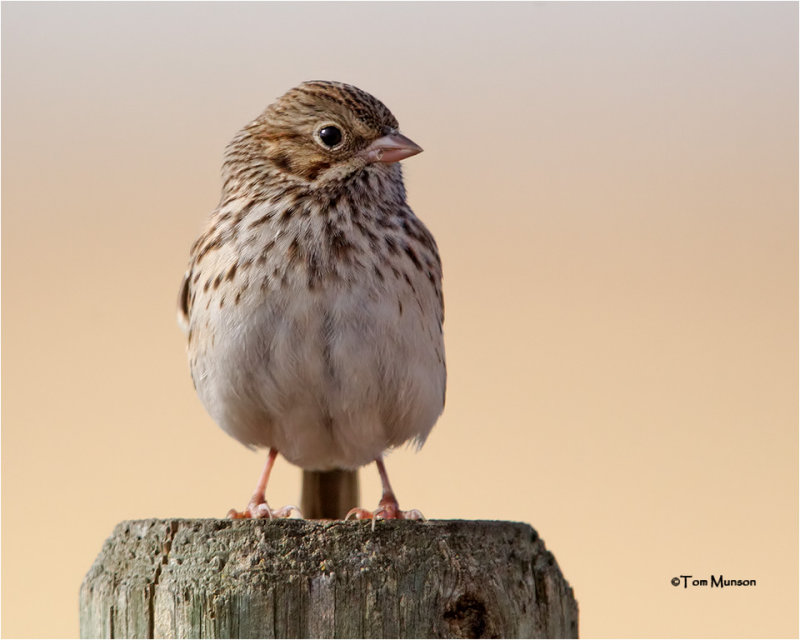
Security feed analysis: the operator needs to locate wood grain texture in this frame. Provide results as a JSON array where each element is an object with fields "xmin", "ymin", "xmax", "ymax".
[{"xmin": 80, "ymin": 519, "xmax": 578, "ymax": 638}]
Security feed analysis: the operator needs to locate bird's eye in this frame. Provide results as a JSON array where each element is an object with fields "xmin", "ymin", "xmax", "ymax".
[{"xmin": 317, "ymin": 125, "xmax": 343, "ymax": 148}]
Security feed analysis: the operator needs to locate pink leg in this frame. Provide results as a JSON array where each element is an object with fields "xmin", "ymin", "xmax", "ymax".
[
  {"xmin": 346, "ymin": 457, "xmax": 424, "ymax": 525},
  {"xmin": 227, "ymin": 448, "xmax": 300, "ymax": 519}
]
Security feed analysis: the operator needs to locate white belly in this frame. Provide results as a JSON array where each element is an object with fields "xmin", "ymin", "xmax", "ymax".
[{"xmin": 190, "ymin": 274, "xmax": 445, "ymax": 470}]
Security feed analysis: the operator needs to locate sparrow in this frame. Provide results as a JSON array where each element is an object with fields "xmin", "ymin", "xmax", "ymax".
[{"xmin": 178, "ymin": 81, "xmax": 445, "ymax": 521}]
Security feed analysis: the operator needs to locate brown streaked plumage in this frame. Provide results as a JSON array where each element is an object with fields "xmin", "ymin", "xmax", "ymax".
[{"xmin": 179, "ymin": 81, "xmax": 445, "ymax": 521}]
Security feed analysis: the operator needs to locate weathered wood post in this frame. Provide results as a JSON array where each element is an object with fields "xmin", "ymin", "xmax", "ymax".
[{"xmin": 80, "ymin": 519, "xmax": 578, "ymax": 638}]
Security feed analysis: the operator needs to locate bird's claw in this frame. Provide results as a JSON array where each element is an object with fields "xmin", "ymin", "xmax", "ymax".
[
  {"xmin": 227, "ymin": 501, "xmax": 302, "ymax": 520},
  {"xmin": 345, "ymin": 505, "xmax": 425, "ymax": 530},
  {"xmin": 399, "ymin": 508, "xmax": 425, "ymax": 521}
]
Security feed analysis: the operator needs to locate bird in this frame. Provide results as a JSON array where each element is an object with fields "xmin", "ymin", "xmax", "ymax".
[{"xmin": 178, "ymin": 80, "xmax": 445, "ymax": 521}]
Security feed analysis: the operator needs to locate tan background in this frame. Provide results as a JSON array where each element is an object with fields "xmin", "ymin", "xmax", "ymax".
[{"xmin": 2, "ymin": 2, "xmax": 797, "ymax": 637}]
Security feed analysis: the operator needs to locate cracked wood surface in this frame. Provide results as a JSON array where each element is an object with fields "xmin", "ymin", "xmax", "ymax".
[{"xmin": 80, "ymin": 519, "xmax": 578, "ymax": 638}]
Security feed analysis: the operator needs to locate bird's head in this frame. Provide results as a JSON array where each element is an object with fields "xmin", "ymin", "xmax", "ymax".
[{"xmin": 224, "ymin": 81, "xmax": 422, "ymax": 191}]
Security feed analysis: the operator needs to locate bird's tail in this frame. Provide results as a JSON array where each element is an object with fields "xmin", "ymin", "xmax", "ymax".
[{"xmin": 300, "ymin": 469, "xmax": 359, "ymax": 519}]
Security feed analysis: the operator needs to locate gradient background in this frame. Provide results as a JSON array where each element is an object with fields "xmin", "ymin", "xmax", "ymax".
[{"xmin": 2, "ymin": 2, "xmax": 797, "ymax": 637}]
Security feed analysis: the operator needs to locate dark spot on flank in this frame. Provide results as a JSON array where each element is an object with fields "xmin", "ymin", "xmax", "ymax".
[
  {"xmin": 327, "ymin": 222, "xmax": 353, "ymax": 261},
  {"xmin": 280, "ymin": 207, "xmax": 296, "ymax": 222},
  {"xmin": 248, "ymin": 213, "xmax": 271, "ymax": 228},
  {"xmin": 404, "ymin": 243, "xmax": 422, "ymax": 270},
  {"xmin": 403, "ymin": 272, "xmax": 417, "ymax": 294},
  {"xmin": 247, "ymin": 194, "xmax": 268, "ymax": 209},
  {"xmin": 262, "ymin": 238, "xmax": 276, "ymax": 255},
  {"xmin": 373, "ymin": 264, "xmax": 384, "ymax": 282},
  {"xmin": 385, "ymin": 236, "xmax": 399, "ymax": 255},
  {"xmin": 213, "ymin": 273, "xmax": 223, "ymax": 290},
  {"xmin": 330, "ymin": 236, "xmax": 352, "ymax": 261},
  {"xmin": 402, "ymin": 218, "xmax": 425, "ymax": 244},
  {"xmin": 195, "ymin": 236, "xmax": 222, "ymax": 261},
  {"xmin": 288, "ymin": 238, "xmax": 300, "ymax": 263},
  {"xmin": 354, "ymin": 219, "xmax": 378, "ymax": 245},
  {"xmin": 225, "ymin": 263, "xmax": 238, "ymax": 281}
]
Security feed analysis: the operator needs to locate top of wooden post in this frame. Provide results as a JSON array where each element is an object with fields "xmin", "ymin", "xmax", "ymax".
[{"xmin": 80, "ymin": 518, "xmax": 578, "ymax": 638}]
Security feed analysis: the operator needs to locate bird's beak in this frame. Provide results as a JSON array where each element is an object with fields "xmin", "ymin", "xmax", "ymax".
[{"xmin": 359, "ymin": 132, "xmax": 423, "ymax": 164}]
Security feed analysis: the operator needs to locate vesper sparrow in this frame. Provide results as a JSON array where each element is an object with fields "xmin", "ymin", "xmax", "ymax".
[{"xmin": 178, "ymin": 81, "xmax": 445, "ymax": 521}]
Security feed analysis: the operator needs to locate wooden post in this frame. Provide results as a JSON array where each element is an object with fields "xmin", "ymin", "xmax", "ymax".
[
  {"xmin": 300, "ymin": 470, "xmax": 360, "ymax": 519},
  {"xmin": 80, "ymin": 519, "xmax": 578, "ymax": 638}
]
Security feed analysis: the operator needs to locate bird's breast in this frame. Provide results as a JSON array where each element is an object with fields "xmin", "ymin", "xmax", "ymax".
[{"xmin": 185, "ymin": 192, "xmax": 445, "ymax": 464}]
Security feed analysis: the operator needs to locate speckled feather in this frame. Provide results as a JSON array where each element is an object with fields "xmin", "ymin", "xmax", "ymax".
[{"xmin": 179, "ymin": 81, "xmax": 445, "ymax": 471}]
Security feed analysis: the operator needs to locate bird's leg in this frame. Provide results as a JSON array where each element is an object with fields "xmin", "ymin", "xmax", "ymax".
[
  {"xmin": 227, "ymin": 448, "xmax": 300, "ymax": 519},
  {"xmin": 345, "ymin": 456, "xmax": 424, "ymax": 525},
  {"xmin": 374, "ymin": 457, "xmax": 402, "ymax": 518}
]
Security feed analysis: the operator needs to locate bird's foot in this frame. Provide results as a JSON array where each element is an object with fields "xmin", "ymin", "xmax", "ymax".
[
  {"xmin": 227, "ymin": 497, "xmax": 301, "ymax": 520},
  {"xmin": 345, "ymin": 506, "xmax": 425, "ymax": 520},
  {"xmin": 345, "ymin": 497, "xmax": 425, "ymax": 530}
]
